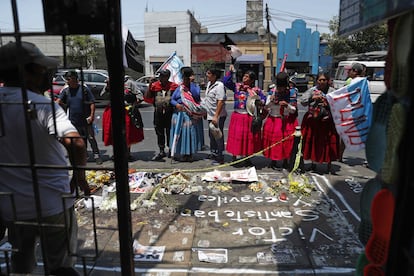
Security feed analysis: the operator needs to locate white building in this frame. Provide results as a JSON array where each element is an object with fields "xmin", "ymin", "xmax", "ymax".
[{"xmin": 144, "ymin": 10, "xmax": 201, "ymax": 75}]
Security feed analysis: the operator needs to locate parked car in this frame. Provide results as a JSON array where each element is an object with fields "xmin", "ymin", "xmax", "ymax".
[
  {"xmin": 135, "ymin": 75, "xmax": 154, "ymax": 93},
  {"xmin": 53, "ymin": 69, "xmax": 109, "ymax": 106}
]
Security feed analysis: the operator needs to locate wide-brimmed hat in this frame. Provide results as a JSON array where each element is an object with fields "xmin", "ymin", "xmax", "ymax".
[
  {"xmin": 0, "ymin": 41, "xmax": 59, "ymax": 70},
  {"xmin": 246, "ymin": 95, "xmax": 260, "ymax": 116}
]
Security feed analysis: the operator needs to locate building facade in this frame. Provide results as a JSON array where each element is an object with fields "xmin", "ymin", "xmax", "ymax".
[
  {"xmin": 144, "ymin": 10, "xmax": 201, "ymax": 76},
  {"xmin": 276, "ymin": 19, "xmax": 320, "ymax": 76}
]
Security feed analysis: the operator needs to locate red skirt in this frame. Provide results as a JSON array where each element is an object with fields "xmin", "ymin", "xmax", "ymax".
[
  {"xmin": 102, "ymin": 105, "xmax": 144, "ymax": 146},
  {"xmin": 226, "ymin": 112, "xmax": 262, "ymax": 156},
  {"xmin": 262, "ymin": 115, "xmax": 298, "ymax": 161},
  {"xmin": 301, "ymin": 112, "xmax": 339, "ymax": 163}
]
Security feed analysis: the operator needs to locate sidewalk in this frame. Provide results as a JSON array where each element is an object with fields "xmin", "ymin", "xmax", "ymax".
[{"xmin": 76, "ymin": 152, "xmax": 372, "ymax": 275}]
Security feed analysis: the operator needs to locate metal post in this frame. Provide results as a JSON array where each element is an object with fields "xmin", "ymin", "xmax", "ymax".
[
  {"xmin": 104, "ymin": 0, "xmax": 135, "ymax": 275},
  {"xmin": 266, "ymin": 4, "xmax": 274, "ymax": 83}
]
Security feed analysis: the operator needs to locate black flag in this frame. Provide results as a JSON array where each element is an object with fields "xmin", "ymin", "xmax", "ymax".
[
  {"xmin": 220, "ymin": 34, "xmax": 241, "ymax": 64},
  {"xmin": 122, "ymin": 27, "xmax": 144, "ymax": 73}
]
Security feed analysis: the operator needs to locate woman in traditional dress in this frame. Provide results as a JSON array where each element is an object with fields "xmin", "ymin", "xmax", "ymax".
[
  {"xmin": 300, "ymin": 73, "xmax": 340, "ymax": 173},
  {"xmin": 169, "ymin": 67, "xmax": 205, "ymax": 162},
  {"xmin": 102, "ymin": 77, "xmax": 144, "ymax": 161},
  {"xmin": 223, "ymin": 65, "xmax": 266, "ymax": 167},
  {"xmin": 263, "ymin": 72, "xmax": 299, "ymax": 169}
]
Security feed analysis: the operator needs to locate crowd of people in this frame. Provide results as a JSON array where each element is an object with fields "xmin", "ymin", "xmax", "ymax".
[
  {"xmin": 0, "ymin": 39, "xmax": 371, "ymax": 274},
  {"xmin": 50, "ymin": 64, "xmax": 355, "ymax": 172}
]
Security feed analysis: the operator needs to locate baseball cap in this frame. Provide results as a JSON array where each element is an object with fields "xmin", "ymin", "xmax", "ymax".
[
  {"xmin": 0, "ymin": 41, "xmax": 60, "ymax": 70},
  {"xmin": 352, "ymin": 63, "xmax": 364, "ymax": 74}
]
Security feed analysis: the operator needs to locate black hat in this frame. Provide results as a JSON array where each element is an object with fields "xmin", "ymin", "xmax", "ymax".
[
  {"xmin": 276, "ymin": 72, "xmax": 289, "ymax": 87},
  {"xmin": 0, "ymin": 41, "xmax": 59, "ymax": 70},
  {"xmin": 158, "ymin": 69, "xmax": 171, "ymax": 77}
]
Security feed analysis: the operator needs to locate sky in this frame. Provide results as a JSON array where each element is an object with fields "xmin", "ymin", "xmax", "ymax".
[{"xmin": 0, "ymin": 0, "xmax": 339, "ymax": 39}]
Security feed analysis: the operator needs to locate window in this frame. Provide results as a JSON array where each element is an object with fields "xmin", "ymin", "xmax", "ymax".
[{"xmin": 159, "ymin": 27, "xmax": 176, "ymax": 43}]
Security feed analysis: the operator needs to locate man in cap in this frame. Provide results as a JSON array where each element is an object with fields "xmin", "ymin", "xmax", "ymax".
[
  {"xmin": 144, "ymin": 69, "xmax": 178, "ymax": 161},
  {"xmin": 0, "ymin": 41, "xmax": 88, "ymax": 275},
  {"xmin": 345, "ymin": 62, "xmax": 365, "ymax": 85},
  {"xmin": 56, "ymin": 70, "xmax": 103, "ymax": 164}
]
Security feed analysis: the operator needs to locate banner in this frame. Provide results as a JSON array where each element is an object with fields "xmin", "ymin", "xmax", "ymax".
[
  {"xmin": 326, "ymin": 78, "xmax": 373, "ymax": 151},
  {"xmin": 122, "ymin": 26, "xmax": 144, "ymax": 73},
  {"xmin": 157, "ymin": 51, "xmax": 184, "ymax": 84}
]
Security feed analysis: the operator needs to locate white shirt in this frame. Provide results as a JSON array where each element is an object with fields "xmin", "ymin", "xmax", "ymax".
[
  {"xmin": 0, "ymin": 87, "xmax": 77, "ymax": 221},
  {"xmin": 204, "ymin": 80, "xmax": 227, "ymax": 120}
]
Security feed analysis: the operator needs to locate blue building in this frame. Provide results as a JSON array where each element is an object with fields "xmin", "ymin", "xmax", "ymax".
[{"xmin": 276, "ymin": 19, "xmax": 320, "ymax": 76}]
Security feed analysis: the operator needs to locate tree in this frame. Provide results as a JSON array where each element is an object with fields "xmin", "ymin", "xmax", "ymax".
[
  {"xmin": 66, "ymin": 35, "xmax": 102, "ymax": 68},
  {"xmin": 324, "ymin": 16, "xmax": 388, "ymax": 57}
]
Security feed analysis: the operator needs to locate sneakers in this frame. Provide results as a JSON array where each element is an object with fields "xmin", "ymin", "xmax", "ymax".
[{"xmin": 152, "ymin": 151, "xmax": 166, "ymax": 161}]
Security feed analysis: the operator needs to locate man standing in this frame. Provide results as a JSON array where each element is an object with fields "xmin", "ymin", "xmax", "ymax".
[
  {"xmin": 144, "ymin": 69, "xmax": 178, "ymax": 161},
  {"xmin": 0, "ymin": 41, "xmax": 89, "ymax": 275},
  {"xmin": 204, "ymin": 68, "xmax": 227, "ymax": 164},
  {"xmin": 57, "ymin": 71, "xmax": 103, "ymax": 164}
]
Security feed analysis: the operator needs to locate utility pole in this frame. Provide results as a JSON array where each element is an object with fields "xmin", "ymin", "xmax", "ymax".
[{"xmin": 266, "ymin": 4, "xmax": 274, "ymax": 82}]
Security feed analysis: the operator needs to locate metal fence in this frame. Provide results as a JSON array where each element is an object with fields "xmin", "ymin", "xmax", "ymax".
[{"xmin": 0, "ymin": 0, "xmax": 134, "ymax": 275}]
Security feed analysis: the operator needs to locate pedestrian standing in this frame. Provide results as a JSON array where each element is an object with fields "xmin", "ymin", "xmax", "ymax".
[
  {"xmin": 263, "ymin": 72, "xmax": 299, "ymax": 169},
  {"xmin": 56, "ymin": 71, "xmax": 103, "ymax": 164},
  {"xmin": 170, "ymin": 67, "xmax": 205, "ymax": 162},
  {"xmin": 0, "ymin": 41, "xmax": 88, "ymax": 275},
  {"xmin": 300, "ymin": 73, "xmax": 340, "ymax": 173},
  {"xmin": 144, "ymin": 69, "xmax": 178, "ymax": 161},
  {"xmin": 101, "ymin": 77, "xmax": 144, "ymax": 161},
  {"xmin": 223, "ymin": 64, "xmax": 266, "ymax": 167},
  {"xmin": 204, "ymin": 68, "xmax": 227, "ymax": 164}
]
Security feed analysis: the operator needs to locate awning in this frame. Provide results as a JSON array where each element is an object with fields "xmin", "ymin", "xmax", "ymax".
[{"xmin": 235, "ymin": 54, "xmax": 264, "ymax": 64}]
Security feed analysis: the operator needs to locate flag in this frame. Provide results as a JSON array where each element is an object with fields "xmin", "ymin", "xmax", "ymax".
[
  {"xmin": 157, "ymin": 52, "xmax": 184, "ymax": 84},
  {"xmin": 280, "ymin": 54, "xmax": 288, "ymax": 72},
  {"xmin": 122, "ymin": 26, "xmax": 144, "ymax": 73},
  {"xmin": 220, "ymin": 34, "xmax": 241, "ymax": 63},
  {"xmin": 326, "ymin": 77, "xmax": 373, "ymax": 151}
]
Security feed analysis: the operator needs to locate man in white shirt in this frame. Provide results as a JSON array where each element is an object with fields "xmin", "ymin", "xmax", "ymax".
[{"xmin": 0, "ymin": 41, "xmax": 88, "ymax": 275}]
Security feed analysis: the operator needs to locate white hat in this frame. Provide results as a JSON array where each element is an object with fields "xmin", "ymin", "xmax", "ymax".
[
  {"xmin": 209, "ymin": 122, "xmax": 222, "ymax": 140},
  {"xmin": 246, "ymin": 95, "xmax": 260, "ymax": 116}
]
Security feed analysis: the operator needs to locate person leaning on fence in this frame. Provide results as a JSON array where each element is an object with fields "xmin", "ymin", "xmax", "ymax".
[
  {"xmin": 222, "ymin": 64, "xmax": 266, "ymax": 167},
  {"xmin": 300, "ymin": 72, "xmax": 340, "ymax": 173},
  {"xmin": 144, "ymin": 69, "xmax": 178, "ymax": 161},
  {"xmin": 0, "ymin": 41, "xmax": 89, "ymax": 275},
  {"xmin": 169, "ymin": 66, "xmax": 205, "ymax": 162},
  {"xmin": 56, "ymin": 70, "xmax": 103, "ymax": 165},
  {"xmin": 263, "ymin": 72, "xmax": 299, "ymax": 170}
]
